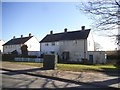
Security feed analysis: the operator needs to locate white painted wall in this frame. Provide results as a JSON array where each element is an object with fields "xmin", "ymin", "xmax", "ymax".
[
  {"xmin": 41, "ymin": 39, "xmax": 88, "ymax": 62},
  {"xmin": 60, "ymin": 40, "xmax": 87, "ymax": 61},
  {"xmin": 87, "ymin": 31, "xmax": 95, "ymax": 51},
  {"xmin": 3, "ymin": 44, "xmax": 22, "ymax": 54},
  {"xmin": 0, "ymin": 40, "xmax": 5, "ymax": 53},
  {"xmin": 25, "ymin": 36, "xmax": 40, "ymax": 51},
  {"xmin": 40, "ymin": 41, "xmax": 60, "ymax": 54}
]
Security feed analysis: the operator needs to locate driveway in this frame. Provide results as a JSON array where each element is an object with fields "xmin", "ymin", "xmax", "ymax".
[{"xmin": 1, "ymin": 62, "xmax": 120, "ymax": 89}]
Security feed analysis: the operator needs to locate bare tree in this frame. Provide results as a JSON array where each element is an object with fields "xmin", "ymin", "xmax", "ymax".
[{"xmin": 77, "ymin": 0, "xmax": 120, "ymax": 49}]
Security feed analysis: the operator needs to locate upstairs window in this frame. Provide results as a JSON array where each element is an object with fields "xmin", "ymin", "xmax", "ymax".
[
  {"xmin": 45, "ymin": 43, "xmax": 49, "ymax": 46},
  {"xmin": 52, "ymin": 42, "xmax": 55, "ymax": 46},
  {"xmin": 73, "ymin": 40, "xmax": 77, "ymax": 45},
  {"xmin": 5, "ymin": 46, "xmax": 7, "ymax": 49}
]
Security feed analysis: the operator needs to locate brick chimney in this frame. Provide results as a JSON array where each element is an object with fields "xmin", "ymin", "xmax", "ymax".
[
  {"xmin": 50, "ymin": 30, "xmax": 53, "ymax": 34},
  {"xmin": 81, "ymin": 26, "xmax": 85, "ymax": 30},
  {"xmin": 64, "ymin": 28, "xmax": 67, "ymax": 32}
]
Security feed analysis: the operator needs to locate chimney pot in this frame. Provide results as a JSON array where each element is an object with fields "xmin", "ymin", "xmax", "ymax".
[
  {"xmin": 21, "ymin": 35, "xmax": 23, "ymax": 38},
  {"xmin": 29, "ymin": 33, "xmax": 31, "ymax": 37},
  {"xmin": 81, "ymin": 26, "xmax": 85, "ymax": 30},
  {"xmin": 13, "ymin": 36, "xmax": 15, "ymax": 39},
  {"xmin": 50, "ymin": 30, "xmax": 53, "ymax": 34},
  {"xmin": 64, "ymin": 28, "xmax": 67, "ymax": 32}
]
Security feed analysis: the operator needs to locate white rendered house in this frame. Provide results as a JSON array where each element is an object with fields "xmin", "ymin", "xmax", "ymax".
[
  {"xmin": 40, "ymin": 26, "xmax": 95, "ymax": 63},
  {"xmin": 0, "ymin": 40, "xmax": 5, "ymax": 53},
  {"xmin": 3, "ymin": 34, "xmax": 40, "ymax": 56}
]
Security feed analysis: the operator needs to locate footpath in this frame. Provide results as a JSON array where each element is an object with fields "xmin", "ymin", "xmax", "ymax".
[{"xmin": 1, "ymin": 62, "xmax": 120, "ymax": 89}]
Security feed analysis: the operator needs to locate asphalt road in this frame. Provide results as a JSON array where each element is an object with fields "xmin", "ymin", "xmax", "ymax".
[
  {"xmin": 1, "ymin": 62, "xmax": 120, "ymax": 89},
  {"xmin": 1, "ymin": 69, "xmax": 104, "ymax": 89}
]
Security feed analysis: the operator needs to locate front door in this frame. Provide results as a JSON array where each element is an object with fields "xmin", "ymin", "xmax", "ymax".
[
  {"xmin": 62, "ymin": 52, "xmax": 69, "ymax": 63},
  {"xmin": 89, "ymin": 55, "xmax": 93, "ymax": 64}
]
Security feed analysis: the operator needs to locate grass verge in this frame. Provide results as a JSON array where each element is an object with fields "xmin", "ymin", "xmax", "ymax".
[
  {"xmin": 57, "ymin": 64, "xmax": 117, "ymax": 72},
  {"xmin": 2, "ymin": 61, "xmax": 118, "ymax": 72}
]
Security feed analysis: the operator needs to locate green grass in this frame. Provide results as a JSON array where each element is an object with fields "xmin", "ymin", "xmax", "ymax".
[
  {"xmin": 4, "ymin": 61, "xmax": 43, "ymax": 67},
  {"xmin": 3, "ymin": 61, "xmax": 117, "ymax": 72},
  {"xmin": 57, "ymin": 64, "xmax": 117, "ymax": 72}
]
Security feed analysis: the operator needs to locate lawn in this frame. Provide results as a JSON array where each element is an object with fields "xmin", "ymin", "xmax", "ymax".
[
  {"xmin": 57, "ymin": 64, "xmax": 117, "ymax": 72},
  {"xmin": 6, "ymin": 61, "xmax": 43, "ymax": 68},
  {"xmin": 2, "ymin": 61, "xmax": 118, "ymax": 72}
]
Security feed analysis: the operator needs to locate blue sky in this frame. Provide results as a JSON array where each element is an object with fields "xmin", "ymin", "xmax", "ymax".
[
  {"xmin": 1, "ymin": 2, "xmax": 117, "ymax": 50},
  {"xmin": 2, "ymin": 2, "xmax": 92, "ymax": 40}
]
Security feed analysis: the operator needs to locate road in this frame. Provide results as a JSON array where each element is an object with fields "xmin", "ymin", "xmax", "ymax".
[
  {"xmin": 1, "ymin": 62, "xmax": 120, "ymax": 89},
  {"xmin": 1, "ymin": 68, "xmax": 105, "ymax": 89},
  {"xmin": 2, "ymin": 70, "xmax": 101, "ymax": 89}
]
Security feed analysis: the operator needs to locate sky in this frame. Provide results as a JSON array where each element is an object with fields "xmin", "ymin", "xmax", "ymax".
[{"xmin": 1, "ymin": 1, "xmax": 118, "ymax": 51}]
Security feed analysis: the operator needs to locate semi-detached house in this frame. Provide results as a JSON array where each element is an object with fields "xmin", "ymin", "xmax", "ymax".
[
  {"xmin": 3, "ymin": 33, "xmax": 40, "ymax": 56},
  {"xmin": 40, "ymin": 26, "xmax": 95, "ymax": 63}
]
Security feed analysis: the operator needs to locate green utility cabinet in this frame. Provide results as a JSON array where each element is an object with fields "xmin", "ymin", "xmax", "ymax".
[{"xmin": 43, "ymin": 54, "xmax": 58, "ymax": 69}]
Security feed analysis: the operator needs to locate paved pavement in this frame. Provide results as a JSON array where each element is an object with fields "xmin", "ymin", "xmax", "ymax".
[{"xmin": 1, "ymin": 62, "xmax": 120, "ymax": 89}]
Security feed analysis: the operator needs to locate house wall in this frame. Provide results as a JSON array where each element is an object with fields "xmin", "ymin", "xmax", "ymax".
[
  {"xmin": 41, "ymin": 39, "xmax": 87, "ymax": 62},
  {"xmin": 60, "ymin": 39, "xmax": 87, "ymax": 62},
  {"xmin": 87, "ymin": 31, "xmax": 95, "ymax": 51},
  {"xmin": 25, "ymin": 36, "xmax": 40, "ymax": 51},
  {"xmin": 40, "ymin": 42, "xmax": 60, "ymax": 54},
  {"xmin": 3, "ymin": 44, "xmax": 22, "ymax": 54},
  {"xmin": 88, "ymin": 51, "xmax": 106, "ymax": 64}
]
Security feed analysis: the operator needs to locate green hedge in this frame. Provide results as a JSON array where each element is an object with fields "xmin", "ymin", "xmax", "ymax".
[{"xmin": 107, "ymin": 55, "xmax": 120, "ymax": 60}]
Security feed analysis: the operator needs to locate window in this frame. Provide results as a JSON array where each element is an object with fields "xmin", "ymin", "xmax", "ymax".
[
  {"xmin": 73, "ymin": 40, "xmax": 77, "ymax": 45},
  {"xmin": 52, "ymin": 42, "xmax": 55, "ymax": 46},
  {"xmin": 45, "ymin": 43, "xmax": 49, "ymax": 46},
  {"xmin": 51, "ymin": 51, "xmax": 55, "ymax": 54}
]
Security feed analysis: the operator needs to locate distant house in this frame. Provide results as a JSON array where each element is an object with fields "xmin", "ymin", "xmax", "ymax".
[
  {"xmin": 0, "ymin": 40, "xmax": 5, "ymax": 53},
  {"xmin": 3, "ymin": 33, "xmax": 40, "ymax": 56},
  {"xmin": 40, "ymin": 26, "xmax": 95, "ymax": 63}
]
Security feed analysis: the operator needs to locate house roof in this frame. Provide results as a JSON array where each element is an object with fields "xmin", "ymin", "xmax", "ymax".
[
  {"xmin": 3, "ymin": 36, "xmax": 33, "ymax": 46},
  {"xmin": 40, "ymin": 29, "xmax": 91, "ymax": 43}
]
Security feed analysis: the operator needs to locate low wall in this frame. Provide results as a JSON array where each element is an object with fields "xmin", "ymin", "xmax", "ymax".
[
  {"xmin": 28, "ymin": 51, "xmax": 40, "ymax": 57},
  {"xmin": 15, "ymin": 57, "xmax": 43, "ymax": 62}
]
